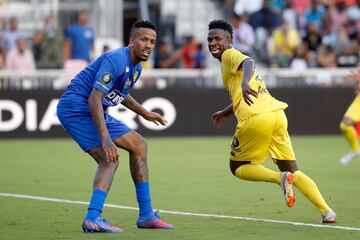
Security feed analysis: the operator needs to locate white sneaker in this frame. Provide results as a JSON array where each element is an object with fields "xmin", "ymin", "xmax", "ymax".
[
  {"xmin": 339, "ymin": 151, "xmax": 359, "ymax": 165},
  {"xmin": 280, "ymin": 172, "xmax": 296, "ymax": 208},
  {"xmin": 321, "ymin": 210, "xmax": 336, "ymax": 223}
]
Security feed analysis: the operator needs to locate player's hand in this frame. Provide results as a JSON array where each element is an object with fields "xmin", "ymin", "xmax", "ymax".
[
  {"xmin": 212, "ymin": 111, "xmax": 226, "ymax": 128},
  {"xmin": 242, "ymin": 82, "xmax": 258, "ymax": 106},
  {"xmin": 346, "ymin": 70, "xmax": 360, "ymax": 83},
  {"xmin": 143, "ymin": 111, "xmax": 167, "ymax": 126},
  {"xmin": 102, "ymin": 138, "xmax": 119, "ymax": 162},
  {"xmin": 345, "ymin": 70, "xmax": 360, "ymax": 93}
]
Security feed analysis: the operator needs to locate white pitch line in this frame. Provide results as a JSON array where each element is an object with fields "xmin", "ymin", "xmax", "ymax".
[{"xmin": 1, "ymin": 192, "xmax": 359, "ymax": 231}]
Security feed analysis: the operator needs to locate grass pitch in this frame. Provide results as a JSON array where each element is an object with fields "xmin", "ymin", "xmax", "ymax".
[{"xmin": 1, "ymin": 136, "xmax": 360, "ymax": 240}]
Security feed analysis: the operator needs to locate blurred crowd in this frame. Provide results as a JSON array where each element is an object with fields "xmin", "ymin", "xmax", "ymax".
[
  {"xmin": 229, "ymin": 0, "xmax": 360, "ymax": 69},
  {"xmin": 0, "ymin": 0, "xmax": 359, "ymax": 72},
  {"xmin": 0, "ymin": 10, "xmax": 95, "ymax": 71}
]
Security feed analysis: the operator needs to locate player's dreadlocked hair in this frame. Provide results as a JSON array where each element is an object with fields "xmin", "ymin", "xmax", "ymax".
[
  {"xmin": 208, "ymin": 19, "xmax": 233, "ymax": 39},
  {"xmin": 130, "ymin": 20, "xmax": 156, "ymax": 36}
]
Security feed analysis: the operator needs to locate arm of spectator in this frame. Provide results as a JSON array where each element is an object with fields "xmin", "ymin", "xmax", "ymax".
[
  {"xmin": 63, "ymin": 39, "xmax": 72, "ymax": 65},
  {"xmin": 158, "ymin": 49, "xmax": 182, "ymax": 68},
  {"xmin": 32, "ymin": 30, "xmax": 45, "ymax": 45}
]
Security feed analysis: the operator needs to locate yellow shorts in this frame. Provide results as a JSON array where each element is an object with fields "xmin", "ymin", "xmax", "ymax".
[
  {"xmin": 230, "ymin": 110, "xmax": 296, "ymax": 163},
  {"xmin": 344, "ymin": 94, "xmax": 360, "ymax": 122}
]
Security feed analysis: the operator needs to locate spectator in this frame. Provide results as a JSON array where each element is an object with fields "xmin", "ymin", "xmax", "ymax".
[
  {"xmin": 347, "ymin": 0, "xmax": 360, "ymax": 21},
  {"xmin": 154, "ymin": 38, "xmax": 181, "ymax": 68},
  {"xmin": 317, "ymin": 45, "xmax": 337, "ymax": 67},
  {"xmin": 329, "ymin": 0, "xmax": 349, "ymax": 34},
  {"xmin": 270, "ymin": 0, "xmax": 286, "ymax": 12},
  {"xmin": 303, "ymin": 22, "xmax": 322, "ymax": 52},
  {"xmin": 304, "ymin": 0, "xmax": 325, "ymax": 30},
  {"xmin": 350, "ymin": 20, "xmax": 360, "ymax": 45},
  {"xmin": 250, "ymin": 0, "xmax": 281, "ymax": 31},
  {"xmin": 333, "ymin": 25, "xmax": 352, "ymax": 55},
  {"xmin": 283, "ymin": 0, "xmax": 298, "ymax": 30},
  {"xmin": 63, "ymin": 10, "xmax": 95, "ymax": 63},
  {"xmin": 250, "ymin": 0, "xmax": 281, "ymax": 62},
  {"xmin": 337, "ymin": 44, "xmax": 359, "ymax": 67},
  {"xmin": 269, "ymin": 20, "xmax": 301, "ymax": 67},
  {"xmin": 231, "ymin": 13, "xmax": 255, "ymax": 55},
  {"xmin": 291, "ymin": 0, "xmax": 311, "ymax": 14},
  {"xmin": 1, "ymin": 17, "xmax": 27, "ymax": 53},
  {"xmin": 290, "ymin": 43, "xmax": 310, "ymax": 70},
  {"xmin": 234, "ymin": 0, "xmax": 263, "ymax": 15},
  {"xmin": 181, "ymin": 36, "xmax": 198, "ymax": 68},
  {"xmin": 194, "ymin": 43, "xmax": 206, "ymax": 69},
  {"xmin": 5, "ymin": 37, "xmax": 35, "ymax": 70},
  {"xmin": 33, "ymin": 15, "xmax": 63, "ymax": 68}
]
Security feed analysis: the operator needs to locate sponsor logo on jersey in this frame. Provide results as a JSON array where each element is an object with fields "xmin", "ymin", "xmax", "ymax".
[
  {"xmin": 103, "ymin": 89, "xmax": 126, "ymax": 106},
  {"xmin": 101, "ymin": 72, "xmax": 112, "ymax": 84}
]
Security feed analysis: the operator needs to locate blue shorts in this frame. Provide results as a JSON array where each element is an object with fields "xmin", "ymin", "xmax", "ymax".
[{"xmin": 57, "ymin": 104, "xmax": 131, "ymax": 152}]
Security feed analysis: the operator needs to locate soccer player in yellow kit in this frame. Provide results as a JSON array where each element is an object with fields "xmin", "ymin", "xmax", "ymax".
[
  {"xmin": 340, "ymin": 69, "xmax": 360, "ymax": 165},
  {"xmin": 207, "ymin": 19, "xmax": 336, "ymax": 223}
]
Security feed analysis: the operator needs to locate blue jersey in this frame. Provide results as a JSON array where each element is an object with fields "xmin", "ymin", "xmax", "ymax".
[
  {"xmin": 60, "ymin": 47, "xmax": 142, "ymax": 113},
  {"xmin": 66, "ymin": 23, "xmax": 95, "ymax": 62}
]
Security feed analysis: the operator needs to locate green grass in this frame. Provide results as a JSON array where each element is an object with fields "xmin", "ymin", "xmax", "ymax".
[{"xmin": 1, "ymin": 136, "xmax": 360, "ymax": 240}]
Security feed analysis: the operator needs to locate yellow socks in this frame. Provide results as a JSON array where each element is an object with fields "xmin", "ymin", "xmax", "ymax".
[
  {"xmin": 234, "ymin": 164, "xmax": 332, "ymax": 213},
  {"xmin": 340, "ymin": 122, "xmax": 359, "ymax": 152},
  {"xmin": 293, "ymin": 171, "xmax": 331, "ymax": 213},
  {"xmin": 235, "ymin": 163, "xmax": 280, "ymax": 184}
]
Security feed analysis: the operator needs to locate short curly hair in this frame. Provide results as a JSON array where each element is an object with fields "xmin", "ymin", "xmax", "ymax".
[
  {"xmin": 208, "ymin": 19, "xmax": 233, "ymax": 39},
  {"xmin": 130, "ymin": 20, "xmax": 156, "ymax": 36}
]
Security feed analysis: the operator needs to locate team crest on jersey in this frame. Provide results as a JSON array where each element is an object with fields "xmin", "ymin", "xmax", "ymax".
[{"xmin": 101, "ymin": 72, "xmax": 112, "ymax": 84}]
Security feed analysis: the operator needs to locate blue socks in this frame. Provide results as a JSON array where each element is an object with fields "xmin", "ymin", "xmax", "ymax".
[
  {"xmin": 135, "ymin": 182, "xmax": 153, "ymax": 217},
  {"xmin": 85, "ymin": 189, "xmax": 107, "ymax": 220},
  {"xmin": 85, "ymin": 183, "xmax": 152, "ymax": 220}
]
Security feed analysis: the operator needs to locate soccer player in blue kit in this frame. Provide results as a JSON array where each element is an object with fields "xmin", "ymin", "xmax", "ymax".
[{"xmin": 57, "ymin": 20, "xmax": 173, "ymax": 233}]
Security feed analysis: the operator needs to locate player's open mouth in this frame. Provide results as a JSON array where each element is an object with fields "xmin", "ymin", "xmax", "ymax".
[
  {"xmin": 143, "ymin": 50, "xmax": 150, "ymax": 57},
  {"xmin": 210, "ymin": 48, "xmax": 220, "ymax": 55}
]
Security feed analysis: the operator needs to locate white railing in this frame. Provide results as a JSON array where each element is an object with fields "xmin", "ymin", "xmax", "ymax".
[{"xmin": 0, "ymin": 68, "xmax": 356, "ymax": 90}]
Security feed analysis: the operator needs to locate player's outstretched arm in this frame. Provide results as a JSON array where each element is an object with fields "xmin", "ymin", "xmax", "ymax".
[
  {"xmin": 212, "ymin": 103, "xmax": 233, "ymax": 128},
  {"xmin": 88, "ymin": 88, "xmax": 119, "ymax": 162},
  {"xmin": 122, "ymin": 94, "xmax": 167, "ymax": 126},
  {"xmin": 240, "ymin": 58, "xmax": 258, "ymax": 106}
]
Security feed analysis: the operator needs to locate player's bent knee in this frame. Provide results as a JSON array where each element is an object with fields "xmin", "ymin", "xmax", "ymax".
[
  {"xmin": 341, "ymin": 118, "xmax": 354, "ymax": 127},
  {"xmin": 99, "ymin": 160, "xmax": 119, "ymax": 170},
  {"xmin": 131, "ymin": 137, "xmax": 148, "ymax": 157},
  {"xmin": 229, "ymin": 160, "xmax": 249, "ymax": 176}
]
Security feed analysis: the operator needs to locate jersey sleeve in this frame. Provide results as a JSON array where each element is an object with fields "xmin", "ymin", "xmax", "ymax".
[
  {"xmin": 222, "ymin": 49, "xmax": 251, "ymax": 75},
  {"xmin": 93, "ymin": 55, "xmax": 124, "ymax": 94}
]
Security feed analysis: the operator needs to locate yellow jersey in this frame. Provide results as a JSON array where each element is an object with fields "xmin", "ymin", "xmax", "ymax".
[{"xmin": 221, "ymin": 48, "xmax": 288, "ymax": 121}]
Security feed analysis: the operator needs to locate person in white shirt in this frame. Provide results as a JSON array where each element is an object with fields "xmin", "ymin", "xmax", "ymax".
[
  {"xmin": 6, "ymin": 37, "xmax": 36, "ymax": 70},
  {"xmin": 231, "ymin": 13, "xmax": 255, "ymax": 56}
]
